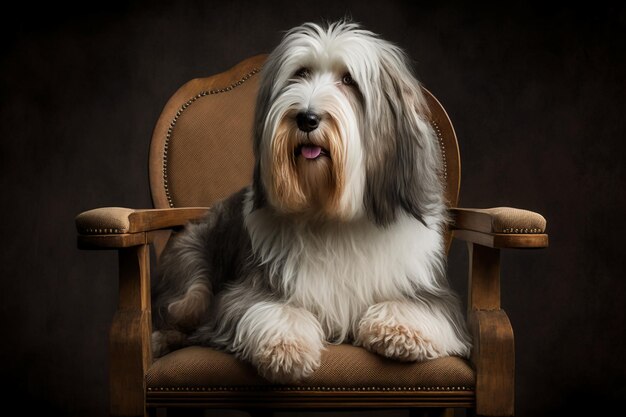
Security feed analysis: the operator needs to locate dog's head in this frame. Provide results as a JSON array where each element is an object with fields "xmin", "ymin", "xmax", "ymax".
[{"xmin": 252, "ymin": 21, "xmax": 445, "ymax": 226}]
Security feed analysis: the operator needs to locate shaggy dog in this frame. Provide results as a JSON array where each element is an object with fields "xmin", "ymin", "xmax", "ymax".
[{"xmin": 151, "ymin": 21, "xmax": 471, "ymax": 384}]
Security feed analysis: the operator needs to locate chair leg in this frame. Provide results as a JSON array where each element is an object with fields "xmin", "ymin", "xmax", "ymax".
[{"xmin": 110, "ymin": 245, "xmax": 153, "ymax": 417}]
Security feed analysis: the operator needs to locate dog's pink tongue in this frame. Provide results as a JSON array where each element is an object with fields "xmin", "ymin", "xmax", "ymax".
[{"xmin": 301, "ymin": 145, "xmax": 322, "ymax": 159}]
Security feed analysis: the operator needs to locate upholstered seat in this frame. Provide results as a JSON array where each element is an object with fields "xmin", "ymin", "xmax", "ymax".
[
  {"xmin": 146, "ymin": 345, "xmax": 474, "ymax": 409},
  {"xmin": 147, "ymin": 345, "xmax": 474, "ymax": 388},
  {"xmin": 76, "ymin": 54, "xmax": 548, "ymax": 416}
]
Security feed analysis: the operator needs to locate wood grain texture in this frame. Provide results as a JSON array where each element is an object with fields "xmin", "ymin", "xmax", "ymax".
[
  {"xmin": 127, "ymin": 208, "xmax": 208, "ymax": 233},
  {"xmin": 78, "ymin": 232, "xmax": 147, "ymax": 249},
  {"xmin": 468, "ymin": 310, "xmax": 515, "ymax": 417},
  {"xmin": 150, "ymin": 229, "xmax": 173, "ymax": 261},
  {"xmin": 110, "ymin": 245, "xmax": 152, "ymax": 417},
  {"xmin": 468, "ymin": 243, "xmax": 501, "ymax": 312},
  {"xmin": 146, "ymin": 390, "xmax": 475, "ymax": 409},
  {"xmin": 452, "ymin": 209, "xmax": 495, "ymax": 234},
  {"xmin": 453, "ymin": 229, "xmax": 549, "ymax": 249}
]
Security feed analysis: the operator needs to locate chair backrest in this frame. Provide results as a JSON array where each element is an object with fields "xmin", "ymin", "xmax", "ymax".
[{"xmin": 149, "ymin": 55, "xmax": 460, "ymax": 248}]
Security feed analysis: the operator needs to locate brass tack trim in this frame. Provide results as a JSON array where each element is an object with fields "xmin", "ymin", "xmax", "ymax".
[
  {"xmin": 81, "ymin": 227, "xmax": 126, "ymax": 234},
  {"xmin": 431, "ymin": 120, "xmax": 448, "ymax": 184},
  {"xmin": 162, "ymin": 67, "xmax": 262, "ymax": 208},
  {"xmin": 501, "ymin": 227, "xmax": 543, "ymax": 234}
]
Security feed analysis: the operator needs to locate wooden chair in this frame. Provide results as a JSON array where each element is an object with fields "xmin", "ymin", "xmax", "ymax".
[{"xmin": 75, "ymin": 54, "xmax": 548, "ymax": 417}]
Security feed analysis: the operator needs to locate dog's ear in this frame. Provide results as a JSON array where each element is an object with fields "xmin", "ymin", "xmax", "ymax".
[
  {"xmin": 251, "ymin": 53, "xmax": 282, "ymax": 211},
  {"xmin": 364, "ymin": 45, "xmax": 445, "ymax": 227}
]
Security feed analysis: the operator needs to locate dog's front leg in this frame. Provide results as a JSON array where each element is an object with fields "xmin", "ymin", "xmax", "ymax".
[
  {"xmin": 355, "ymin": 300, "xmax": 470, "ymax": 361},
  {"xmin": 233, "ymin": 302, "xmax": 324, "ymax": 383}
]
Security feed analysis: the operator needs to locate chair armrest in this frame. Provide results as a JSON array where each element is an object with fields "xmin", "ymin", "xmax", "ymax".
[
  {"xmin": 451, "ymin": 207, "xmax": 548, "ymax": 248},
  {"xmin": 456, "ymin": 208, "xmax": 545, "ymax": 414},
  {"xmin": 75, "ymin": 207, "xmax": 208, "ymax": 249}
]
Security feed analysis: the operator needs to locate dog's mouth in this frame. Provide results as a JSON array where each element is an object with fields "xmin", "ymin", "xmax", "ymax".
[{"xmin": 294, "ymin": 143, "xmax": 329, "ymax": 160}]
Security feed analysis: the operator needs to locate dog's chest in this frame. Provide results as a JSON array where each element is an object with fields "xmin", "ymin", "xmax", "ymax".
[{"xmin": 281, "ymin": 216, "xmax": 442, "ymax": 337}]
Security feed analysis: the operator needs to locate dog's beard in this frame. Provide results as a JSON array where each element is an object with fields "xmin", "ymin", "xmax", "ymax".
[{"xmin": 265, "ymin": 115, "xmax": 345, "ymax": 218}]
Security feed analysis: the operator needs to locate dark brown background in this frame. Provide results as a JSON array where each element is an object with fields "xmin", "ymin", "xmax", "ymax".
[{"xmin": 1, "ymin": 1, "xmax": 624, "ymax": 416}]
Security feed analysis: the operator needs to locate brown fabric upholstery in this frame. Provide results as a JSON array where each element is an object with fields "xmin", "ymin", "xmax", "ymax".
[
  {"xmin": 146, "ymin": 344, "xmax": 475, "ymax": 390},
  {"xmin": 485, "ymin": 207, "xmax": 546, "ymax": 233},
  {"xmin": 75, "ymin": 207, "xmax": 209, "ymax": 235},
  {"xmin": 166, "ymin": 74, "xmax": 258, "ymax": 208},
  {"xmin": 453, "ymin": 207, "xmax": 546, "ymax": 234},
  {"xmin": 75, "ymin": 207, "xmax": 134, "ymax": 234}
]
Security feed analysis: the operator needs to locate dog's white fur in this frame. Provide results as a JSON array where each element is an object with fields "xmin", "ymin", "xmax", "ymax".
[{"xmin": 151, "ymin": 21, "xmax": 471, "ymax": 384}]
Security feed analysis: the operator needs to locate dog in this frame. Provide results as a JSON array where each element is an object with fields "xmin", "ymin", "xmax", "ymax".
[{"xmin": 151, "ymin": 20, "xmax": 471, "ymax": 384}]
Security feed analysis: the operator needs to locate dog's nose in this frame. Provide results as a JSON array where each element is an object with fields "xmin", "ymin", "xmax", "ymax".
[{"xmin": 296, "ymin": 111, "xmax": 320, "ymax": 132}]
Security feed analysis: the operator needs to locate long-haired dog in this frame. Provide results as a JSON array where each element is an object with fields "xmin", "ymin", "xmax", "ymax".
[{"xmin": 152, "ymin": 21, "xmax": 471, "ymax": 383}]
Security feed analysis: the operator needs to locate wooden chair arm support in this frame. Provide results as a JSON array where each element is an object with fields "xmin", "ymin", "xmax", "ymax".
[
  {"xmin": 469, "ymin": 309, "xmax": 515, "ymax": 416},
  {"xmin": 75, "ymin": 207, "xmax": 209, "ymax": 249},
  {"xmin": 77, "ymin": 232, "xmax": 149, "ymax": 250},
  {"xmin": 451, "ymin": 207, "xmax": 548, "ymax": 249},
  {"xmin": 462, "ymin": 225, "xmax": 544, "ymax": 415},
  {"xmin": 453, "ymin": 229, "xmax": 548, "ymax": 249},
  {"xmin": 112, "ymin": 245, "xmax": 153, "ymax": 416}
]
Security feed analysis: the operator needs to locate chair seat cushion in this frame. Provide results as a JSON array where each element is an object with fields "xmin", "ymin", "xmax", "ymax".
[{"xmin": 146, "ymin": 344, "xmax": 475, "ymax": 391}]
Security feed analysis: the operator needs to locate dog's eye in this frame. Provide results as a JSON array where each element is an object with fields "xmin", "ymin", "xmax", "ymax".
[
  {"xmin": 341, "ymin": 73, "xmax": 355, "ymax": 85},
  {"xmin": 295, "ymin": 68, "xmax": 311, "ymax": 78}
]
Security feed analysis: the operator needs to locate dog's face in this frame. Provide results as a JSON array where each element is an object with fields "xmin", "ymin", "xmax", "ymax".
[{"xmin": 252, "ymin": 21, "xmax": 445, "ymax": 226}]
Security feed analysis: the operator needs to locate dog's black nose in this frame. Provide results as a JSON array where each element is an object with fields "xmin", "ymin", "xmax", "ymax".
[{"xmin": 296, "ymin": 111, "xmax": 320, "ymax": 132}]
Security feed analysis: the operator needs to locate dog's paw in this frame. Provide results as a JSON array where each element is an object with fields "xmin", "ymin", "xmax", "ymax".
[
  {"xmin": 151, "ymin": 329, "xmax": 187, "ymax": 358},
  {"xmin": 166, "ymin": 283, "xmax": 211, "ymax": 328},
  {"xmin": 356, "ymin": 320, "xmax": 441, "ymax": 362},
  {"xmin": 255, "ymin": 338, "xmax": 322, "ymax": 384}
]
